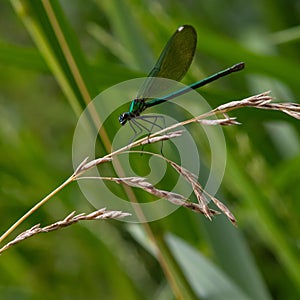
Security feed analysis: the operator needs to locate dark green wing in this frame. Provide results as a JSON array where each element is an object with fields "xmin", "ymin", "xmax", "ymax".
[{"xmin": 137, "ymin": 25, "xmax": 197, "ymax": 99}]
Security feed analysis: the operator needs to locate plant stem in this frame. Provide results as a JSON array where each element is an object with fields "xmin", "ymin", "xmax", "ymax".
[{"xmin": 0, "ymin": 175, "xmax": 75, "ymax": 244}]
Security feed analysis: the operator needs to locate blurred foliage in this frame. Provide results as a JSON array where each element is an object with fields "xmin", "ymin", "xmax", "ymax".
[{"xmin": 0, "ymin": 0, "xmax": 300, "ymax": 299}]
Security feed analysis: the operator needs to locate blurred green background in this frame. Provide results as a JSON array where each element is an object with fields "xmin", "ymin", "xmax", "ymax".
[{"xmin": 1, "ymin": 0, "xmax": 300, "ymax": 299}]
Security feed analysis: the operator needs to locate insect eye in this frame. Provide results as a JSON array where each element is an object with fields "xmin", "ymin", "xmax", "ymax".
[{"xmin": 119, "ymin": 113, "xmax": 129, "ymax": 126}]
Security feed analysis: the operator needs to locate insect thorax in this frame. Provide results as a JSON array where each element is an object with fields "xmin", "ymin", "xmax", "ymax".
[{"xmin": 129, "ymin": 99, "xmax": 147, "ymax": 116}]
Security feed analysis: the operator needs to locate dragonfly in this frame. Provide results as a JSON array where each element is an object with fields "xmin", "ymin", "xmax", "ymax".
[{"xmin": 119, "ymin": 25, "xmax": 245, "ymax": 139}]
